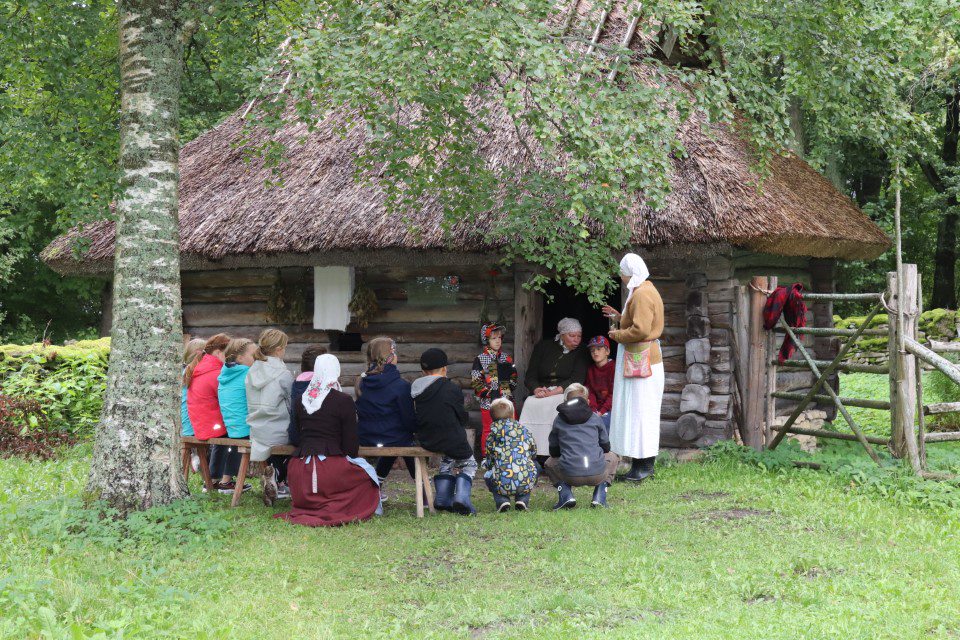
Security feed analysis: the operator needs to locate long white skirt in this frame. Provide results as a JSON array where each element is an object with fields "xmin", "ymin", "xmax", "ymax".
[
  {"xmin": 518, "ymin": 395, "xmax": 565, "ymax": 454},
  {"xmin": 609, "ymin": 348, "xmax": 665, "ymax": 459}
]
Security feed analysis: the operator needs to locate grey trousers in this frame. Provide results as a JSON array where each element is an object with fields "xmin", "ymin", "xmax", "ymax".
[
  {"xmin": 544, "ymin": 452, "xmax": 620, "ymax": 487},
  {"xmin": 439, "ymin": 455, "xmax": 478, "ymax": 478}
]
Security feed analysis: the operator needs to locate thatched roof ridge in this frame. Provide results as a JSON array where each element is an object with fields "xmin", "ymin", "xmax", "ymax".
[{"xmin": 43, "ymin": 6, "xmax": 889, "ymax": 276}]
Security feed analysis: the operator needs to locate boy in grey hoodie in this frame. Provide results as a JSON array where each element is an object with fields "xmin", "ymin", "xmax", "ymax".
[{"xmin": 545, "ymin": 383, "xmax": 620, "ymax": 509}]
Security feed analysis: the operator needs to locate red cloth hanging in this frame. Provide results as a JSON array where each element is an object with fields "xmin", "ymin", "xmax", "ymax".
[{"xmin": 762, "ymin": 283, "xmax": 808, "ymax": 364}]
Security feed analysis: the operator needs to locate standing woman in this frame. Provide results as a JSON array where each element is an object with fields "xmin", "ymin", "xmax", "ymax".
[
  {"xmin": 603, "ymin": 253, "xmax": 665, "ymax": 482},
  {"xmin": 355, "ymin": 336, "xmax": 417, "ymax": 500},
  {"xmin": 246, "ymin": 329, "xmax": 294, "ymax": 505},
  {"xmin": 277, "ymin": 354, "xmax": 381, "ymax": 526}
]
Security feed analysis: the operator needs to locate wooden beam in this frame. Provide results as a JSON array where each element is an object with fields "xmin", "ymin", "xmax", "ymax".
[
  {"xmin": 924, "ymin": 402, "xmax": 960, "ymax": 415},
  {"xmin": 774, "ymin": 359, "xmax": 889, "ymax": 375},
  {"xmin": 930, "ymin": 340, "xmax": 960, "ymax": 353},
  {"xmin": 924, "ymin": 432, "xmax": 960, "ymax": 443},
  {"xmin": 771, "ymin": 391, "xmax": 891, "ymax": 411},
  {"xmin": 907, "ymin": 337, "xmax": 960, "ymax": 386},
  {"xmin": 888, "ymin": 265, "xmax": 920, "ymax": 470},
  {"xmin": 744, "ymin": 276, "xmax": 769, "ymax": 450},
  {"xmin": 771, "ymin": 425, "xmax": 889, "ymax": 446},
  {"xmin": 801, "ymin": 292, "xmax": 883, "ymax": 301}
]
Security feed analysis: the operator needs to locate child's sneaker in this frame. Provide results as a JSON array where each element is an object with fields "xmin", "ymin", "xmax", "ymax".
[
  {"xmin": 217, "ymin": 481, "xmax": 251, "ymax": 494},
  {"xmin": 190, "ymin": 453, "xmax": 201, "ymax": 473},
  {"xmin": 378, "ymin": 478, "xmax": 388, "ymax": 503},
  {"xmin": 276, "ymin": 483, "xmax": 291, "ymax": 500}
]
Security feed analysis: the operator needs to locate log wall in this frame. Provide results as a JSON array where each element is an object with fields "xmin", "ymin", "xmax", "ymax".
[{"xmin": 181, "ymin": 264, "xmax": 513, "ymax": 427}]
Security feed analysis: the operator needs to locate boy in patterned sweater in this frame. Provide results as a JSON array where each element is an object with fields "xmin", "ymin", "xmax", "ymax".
[{"xmin": 471, "ymin": 322, "xmax": 518, "ymax": 456}]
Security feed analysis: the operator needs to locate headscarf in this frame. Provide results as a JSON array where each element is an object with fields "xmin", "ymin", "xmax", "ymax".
[
  {"xmin": 620, "ymin": 253, "xmax": 650, "ymax": 301},
  {"xmin": 302, "ymin": 354, "xmax": 342, "ymax": 414},
  {"xmin": 555, "ymin": 317, "xmax": 583, "ymax": 351}
]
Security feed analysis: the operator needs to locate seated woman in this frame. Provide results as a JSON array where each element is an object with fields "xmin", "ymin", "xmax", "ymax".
[
  {"xmin": 518, "ymin": 317, "xmax": 589, "ymax": 459},
  {"xmin": 276, "ymin": 354, "xmax": 381, "ymax": 527},
  {"xmin": 355, "ymin": 336, "xmax": 417, "ymax": 501}
]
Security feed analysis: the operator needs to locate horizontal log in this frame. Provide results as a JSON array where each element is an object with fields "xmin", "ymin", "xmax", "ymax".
[
  {"xmin": 791, "ymin": 327, "xmax": 887, "ymax": 337},
  {"xmin": 801, "ymin": 292, "xmax": 882, "ymax": 302},
  {"xmin": 182, "ymin": 286, "xmax": 271, "ymax": 303},
  {"xmin": 773, "ymin": 359, "xmax": 889, "ymax": 375},
  {"xmin": 660, "ymin": 419, "xmax": 731, "ymax": 448},
  {"xmin": 924, "ymin": 402, "xmax": 960, "ymax": 416},
  {"xmin": 372, "ymin": 303, "xmax": 514, "ymax": 324},
  {"xmin": 183, "ymin": 302, "xmax": 270, "ymax": 327},
  {"xmin": 924, "ymin": 431, "xmax": 960, "ymax": 443},
  {"xmin": 930, "ymin": 340, "xmax": 960, "ymax": 354},
  {"xmin": 771, "ymin": 425, "xmax": 889, "ymax": 445},
  {"xmin": 771, "ymin": 391, "xmax": 890, "ymax": 410},
  {"xmin": 906, "ymin": 337, "xmax": 960, "ymax": 386},
  {"xmin": 661, "ymin": 392, "xmax": 730, "ymax": 419},
  {"xmin": 775, "ymin": 370, "xmax": 817, "ymax": 392},
  {"xmin": 182, "ymin": 268, "xmax": 279, "ymax": 288},
  {"xmin": 665, "ymin": 372, "xmax": 730, "ymax": 394}
]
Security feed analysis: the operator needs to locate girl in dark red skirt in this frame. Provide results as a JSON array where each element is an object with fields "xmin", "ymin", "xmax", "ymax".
[{"xmin": 275, "ymin": 354, "xmax": 381, "ymax": 527}]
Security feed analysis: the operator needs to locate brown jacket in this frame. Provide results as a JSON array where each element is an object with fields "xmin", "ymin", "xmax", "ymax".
[{"xmin": 609, "ymin": 281, "xmax": 664, "ymax": 365}]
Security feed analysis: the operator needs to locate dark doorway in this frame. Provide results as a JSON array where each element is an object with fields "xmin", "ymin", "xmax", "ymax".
[{"xmin": 541, "ymin": 280, "xmax": 623, "ymax": 351}]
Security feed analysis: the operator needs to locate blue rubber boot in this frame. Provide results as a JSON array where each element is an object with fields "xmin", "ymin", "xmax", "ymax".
[
  {"xmin": 553, "ymin": 483, "xmax": 576, "ymax": 510},
  {"xmin": 451, "ymin": 473, "xmax": 477, "ymax": 515},
  {"xmin": 433, "ymin": 474, "xmax": 456, "ymax": 512},
  {"xmin": 591, "ymin": 482, "xmax": 609, "ymax": 508}
]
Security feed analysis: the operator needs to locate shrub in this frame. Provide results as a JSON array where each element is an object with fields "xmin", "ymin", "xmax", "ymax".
[
  {"xmin": 0, "ymin": 395, "xmax": 75, "ymax": 459},
  {"xmin": 0, "ymin": 338, "xmax": 109, "ymax": 436}
]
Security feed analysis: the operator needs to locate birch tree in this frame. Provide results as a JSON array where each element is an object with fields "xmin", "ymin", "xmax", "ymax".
[{"xmin": 87, "ymin": 0, "xmax": 187, "ymax": 512}]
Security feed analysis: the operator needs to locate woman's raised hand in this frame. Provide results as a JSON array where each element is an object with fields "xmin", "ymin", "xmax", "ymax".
[{"xmin": 601, "ymin": 305, "xmax": 620, "ymax": 319}]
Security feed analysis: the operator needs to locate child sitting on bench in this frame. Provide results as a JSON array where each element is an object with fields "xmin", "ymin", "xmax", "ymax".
[{"xmin": 411, "ymin": 348, "xmax": 477, "ymax": 515}]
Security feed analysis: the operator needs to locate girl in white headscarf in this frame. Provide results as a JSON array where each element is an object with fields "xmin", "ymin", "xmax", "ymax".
[{"xmin": 602, "ymin": 253, "xmax": 665, "ymax": 481}]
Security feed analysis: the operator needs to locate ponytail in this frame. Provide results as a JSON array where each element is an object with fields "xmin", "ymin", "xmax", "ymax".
[
  {"xmin": 354, "ymin": 335, "xmax": 396, "ymax": 390},
  {"xmin": 183, "ymin": 333, "xmax": 231, "ymax": 387}
]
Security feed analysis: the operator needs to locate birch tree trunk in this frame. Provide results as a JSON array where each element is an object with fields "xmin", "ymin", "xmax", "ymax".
[{"xmin": 87, "ymin": 0, "xmax": 187, "ymax": 512}]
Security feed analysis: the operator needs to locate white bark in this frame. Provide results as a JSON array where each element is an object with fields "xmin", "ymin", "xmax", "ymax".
[{"xmin": 87, "ymin": 0, "xmax": 187, "ymax": 512}]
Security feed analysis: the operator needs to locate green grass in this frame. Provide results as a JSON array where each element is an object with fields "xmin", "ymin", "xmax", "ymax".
[{"xmin": 3, "ymin": 444, "xmax": 960, "ymax": 639}]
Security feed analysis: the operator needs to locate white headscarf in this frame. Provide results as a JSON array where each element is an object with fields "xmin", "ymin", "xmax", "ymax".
[
  {"xmin": 555, "ymin": 317, "xmax": 583, "ymax": 351},
  {"xmin": 302, "ymin": 354, "xmax": 342, "ymax": 415},
  {"xmin": 620, "ymin": 253, "xmax": 650, "ymax": 301}
]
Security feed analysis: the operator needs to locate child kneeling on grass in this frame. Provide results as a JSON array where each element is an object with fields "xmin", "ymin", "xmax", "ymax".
[
  {"xmin": 411, "ymin": 348, "xmax": 477, "ymax": 515},
  {"xmin": 482, "ymin": 398, "xmax": 538, "ymax": 512},
  {"xmin": 545, "ymin": 383, "xmax": 619, "ymax": 510}
]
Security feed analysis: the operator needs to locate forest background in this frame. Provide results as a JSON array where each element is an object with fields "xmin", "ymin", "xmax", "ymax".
[{"xmin": 1, "ymin": 0, "xmax": 958, "ymax": 343}]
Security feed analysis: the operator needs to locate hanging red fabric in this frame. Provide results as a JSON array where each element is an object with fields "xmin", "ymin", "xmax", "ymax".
[{"xmin": 762, "ymin": 283, "xmax": 808, "ymax": 363}]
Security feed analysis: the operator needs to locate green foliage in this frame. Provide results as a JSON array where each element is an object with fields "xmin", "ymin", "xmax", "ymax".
[{"xmin": 0, "ymin": 339, "xmax": 110, "ymax": 435}]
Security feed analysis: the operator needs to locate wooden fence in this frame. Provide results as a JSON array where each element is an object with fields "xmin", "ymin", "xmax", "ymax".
[{"xmin": 744, "ymin": 264, "xmax": 960, "ymax": 476}]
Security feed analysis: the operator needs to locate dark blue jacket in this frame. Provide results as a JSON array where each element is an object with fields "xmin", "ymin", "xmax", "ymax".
[
  {"xmin": 356, "ymin": 364, "xmax": 416, "ymax": 447},
  {"xmin": 287, "ymin": 379, "xmax": 310, "ymax": 446}
]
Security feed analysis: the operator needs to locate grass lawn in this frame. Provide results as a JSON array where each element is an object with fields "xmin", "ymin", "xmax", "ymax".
[{"xmin": 3, "ymin": 441, "xmax": 960, "ymax": 639}]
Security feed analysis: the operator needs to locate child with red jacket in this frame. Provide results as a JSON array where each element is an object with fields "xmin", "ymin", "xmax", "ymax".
[{"xmin": 585, "ymin": 335, "xmax": 616, "ymax": 429}]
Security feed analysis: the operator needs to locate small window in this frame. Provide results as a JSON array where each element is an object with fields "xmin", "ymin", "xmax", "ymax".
[{"xmin": 406, "ymin": 275, "xmax": 460, "ymax": 306}]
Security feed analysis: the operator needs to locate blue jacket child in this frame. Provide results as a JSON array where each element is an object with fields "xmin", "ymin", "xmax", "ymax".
[
  {"xmin": 356, "ymin": 363, "xmax": 416, "ymax": 447},
  {"xmin": 217, "ymin": 362, "xmax": 252, "ymax": 438}
]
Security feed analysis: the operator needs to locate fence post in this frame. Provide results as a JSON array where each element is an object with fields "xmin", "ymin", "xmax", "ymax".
[
  {"xmin": 887, "ymin": 264, "xmax": 920, "ymax": 471},
  {"xmin": 744, "ymin": 276, "xmax": 769, "ymax": 450}
]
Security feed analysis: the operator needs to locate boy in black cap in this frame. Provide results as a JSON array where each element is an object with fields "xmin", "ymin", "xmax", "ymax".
[{"xmin": 411, "ymin": 347, "xmax": 477, "ymax": 515}]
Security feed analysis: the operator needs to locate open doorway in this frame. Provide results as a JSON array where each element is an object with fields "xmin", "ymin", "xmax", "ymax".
[{"xmin": 541, "ymin": 279, "xmax": 623, "ymax": 351}]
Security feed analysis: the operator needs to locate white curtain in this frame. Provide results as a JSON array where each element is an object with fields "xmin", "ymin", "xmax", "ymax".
[{"xmin": 313, "ymin": 266, "xmax": 354, "ymax": 331}]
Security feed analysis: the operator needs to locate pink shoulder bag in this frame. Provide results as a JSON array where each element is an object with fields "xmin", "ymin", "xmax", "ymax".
[{"xmin": 623, "ymin": 341, "xmax": 654, "ymax": 379}]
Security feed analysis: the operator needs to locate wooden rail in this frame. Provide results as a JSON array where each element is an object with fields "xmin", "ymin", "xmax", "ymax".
[
  {"xmin": 773, "ymin": 359, "xmax": 889, "ymax": 375},
  {"xmin": 801, "ymin": 292, "xmax": 883, "ymax": 302},
  {"xmin": 924, "ymin": 402, "xmax": 960, "ymax": 416},
  {"xmin": 789, "ymin": 327, "xmax": 888, "ymax": 337},
  {"xmin": 771, "ymin": 425, "xmax": 889, "ymax": 446},
  {"xmin": 905, "ymin": 337, "xmax": 960, "ymax": 386},
  {"xmin": 771, "ymin": 391, "xmax": 891, "ymax": 411}
]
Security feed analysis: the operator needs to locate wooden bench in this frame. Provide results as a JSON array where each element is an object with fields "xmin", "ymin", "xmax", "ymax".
[{"xmin": 181, "ymin": 436, "xmax": 437, "ymax": 517}]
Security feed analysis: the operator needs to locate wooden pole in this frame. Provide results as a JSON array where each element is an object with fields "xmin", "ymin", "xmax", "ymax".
[
  {"xmin": 744, "ymin": 276, "xmax": 769, "ymax": 450},
  {"xmin": 887, "ymin": 265, "xmax": 920, "ymax": 473},
  {"xmin": 771, "ymin": 425, "xmax": 889, "ymax": 446},
  {"xmin": 916, "ymin": 279, "xmax": 926, "ymax": 468},
  {"xmin": 906, "ymin": 337, "xmax": 960, "ymax": 386},
  {"xmin": 764, "ymin": 276, "xmax": 778, "ymax": 445}
]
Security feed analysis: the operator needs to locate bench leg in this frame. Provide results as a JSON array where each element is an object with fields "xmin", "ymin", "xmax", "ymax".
[
  {"xmin": 414, "ymin": 455, "xmax": 424, "ymax": 518},
  {"xmin": 181, "ymin": 445, "xmax": 191, "ymax": 481},
  {"xmin": 232, "ymin": 450, "xmax": 250, "ymax": 508},
  {"xmin": 196, "ymin": 445, "xmax": 214, "ymax": 493},
  {"xmin": 420, "ymin": 457, "xmax": 436, "ymax": 514}
]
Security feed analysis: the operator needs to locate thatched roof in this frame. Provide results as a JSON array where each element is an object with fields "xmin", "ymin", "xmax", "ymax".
[{"xmin": 43, "ymin": 5, "xmax": 889, "ymax": 276}]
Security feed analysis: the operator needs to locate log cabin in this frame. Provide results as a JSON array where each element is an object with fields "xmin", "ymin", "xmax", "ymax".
[{"xmin": 42, "ymin": 6, "xmax": 890, "ymax": 452}]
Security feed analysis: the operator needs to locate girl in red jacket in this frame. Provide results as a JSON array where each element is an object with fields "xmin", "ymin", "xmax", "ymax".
[{"xmin": 185, "ymin": 334, "xmax": 245, "ymax": 492}]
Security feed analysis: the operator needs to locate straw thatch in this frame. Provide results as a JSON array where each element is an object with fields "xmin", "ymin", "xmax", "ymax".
[{"xmin": 42, "ymin": 4, "xmax": 889, "ymax": 276}]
